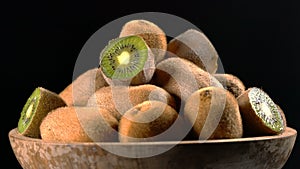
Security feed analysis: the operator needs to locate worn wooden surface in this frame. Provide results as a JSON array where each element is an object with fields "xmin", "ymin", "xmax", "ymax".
[{"xmin": 9, "ymin": 127, "xmax": 297, "ymax": 169}]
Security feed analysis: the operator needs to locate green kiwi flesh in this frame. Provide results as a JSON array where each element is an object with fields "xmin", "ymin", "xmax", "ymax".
[
  {"xmin": 99, "ymin": 35, "xmax": 155, "ymax": 85},
  {"xmin": 237, "ymin": 87, "xmax": 285, "ymax": 136},
  {"xmin": 119, "ymin": 19, "xmax": 167, "ymax": 63},
  {"xmin": 17, "ymin": 87, "xmax": 66, "ymax": 138}
]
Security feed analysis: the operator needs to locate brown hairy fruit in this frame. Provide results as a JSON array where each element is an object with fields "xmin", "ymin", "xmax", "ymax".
[
  {"xmin": 119, "ymin": 19, "xmax": 167, "ymax": 63},
  {"xmin": 213, "ymin": 73, "xmax": 246, "ymax": 98},
  {"xmin": 86, "ymin": 84, "xmax": 176, "ymax": 120},
  {"xmin": 119, "ymin": 101, "xmax": 183, "ymax": 142},
  {"xmin": 59, "ymin": 68, "xmax": 108, "ymax": 106},
  {"xmin": 167, "ymin": 29, "xmax": 219, "ymax": 74},
  {"xmin": 40, "ymin": 106, "xmax": 118, "ymax": 142},
  {"xmin": 151, "ymin": 57, "xmax": 223, "ymax": 102},
  {"xmin": 237, "ymin": 87, "xmax": 285, "ymax": 136},
  {"xmin": 17, "ymin": 87, "xmax": 66, "ymax": 138},
  {"xmin": 184, "ymin": 86, "xmax": 243, "ymax": 139}
]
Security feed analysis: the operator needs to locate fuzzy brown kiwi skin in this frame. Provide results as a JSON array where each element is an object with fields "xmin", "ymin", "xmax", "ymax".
[
  {"xmin": 167, "ymin": 29, "xmax": 219, "ymax": 74},
  {"xmin": 59, "ymin": 68, "xmax": 108, "ymax": 106},
  {"xmin": 118, "ymin": 100, "xmax": 182, "ymax": 142},
  {"xmin": 151, "ymin": 57, "xmax": 223, "ymax": 102},
  {"xmin": 184, "ymin": 86, "xmax": 243, "ymax": 139},
  {"xmin": 40, "ymin": 106, "xmax": 118, "ymax": 142},
  {"xmin": 119, "ymin": 19, "xmax": 167, "ymax": 63},
  {"xmin": 237, "ymin": 88, "xmax": 284, "ymax": 137},
  {"xmin": 213, "ymin": 73, "xmax": 246, "ymax": 98},
  {"xmin": 18, "ymin": 87, "xmax": 67, "ymax": 138},
  {"xmin": 86, "ymin": 84, "xmax": 176, "ymax": 121}
]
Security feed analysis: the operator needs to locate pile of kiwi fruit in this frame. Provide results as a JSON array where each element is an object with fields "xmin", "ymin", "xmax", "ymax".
[{"xmin": 16, "ymin": 19, "xmax": 287, "ymax": 143}]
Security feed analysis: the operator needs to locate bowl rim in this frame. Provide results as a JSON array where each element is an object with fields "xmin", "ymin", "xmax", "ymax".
[{"xmin": 8, "ymin": 127, "xmax": 297, "ymax": 146}]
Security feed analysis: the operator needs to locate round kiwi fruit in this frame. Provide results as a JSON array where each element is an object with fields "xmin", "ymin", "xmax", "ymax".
[
  {"xmin": 119, "ymin": 100, "xmax": 183, "ymax": 142},
  {"xmin": 119, "ymin": 19, "xmax": 167, "ymax": 63},
  {"xmin": 184, "ymin": 86, "xmax": 243, "ymax": 139},
  {"xmin": 167, "ymin": 29, "xmax": 219, "ymax": 74},
  {"xmin": 99, "ymin": 35, "xmax": 155, "ymax": 86},
  {"xmin": 237, "ymin": 87, "xmax": 285, "ymax": 136},
  {"xmin": 213, "ymin": 73, "xmax": 246, "ymax": 98},
  {"xmin": 59, "ymin": 68, "xmax": 108, "ymax": 106},
  {"xmin": 17, "ymin": 87, "xmax": 66, "ymax": 138},
  {"xmin": 86, "ymin": 84, "xmax": 176, "ymax": 121},
  {"xmin": 40, "ymin": 106, "xmax": 118, "ymax": 142},
  {"xmin": 151, "ymin": 57, "xmax": 223, "ymax": 102}
]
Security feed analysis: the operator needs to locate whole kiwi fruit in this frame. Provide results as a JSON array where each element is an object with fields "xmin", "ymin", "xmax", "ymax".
[
  {"xmin": 17, "ymin": 87, "xmax": 66, "ymax": 138},
  {"xmin": 167, "ymin": 29, "xmax": 219, "ymax": 74},
  {"xmin": 119, "ymin": 100, "xmax": 184, "ymax": 142},
  {"xmin": 237, "ymin": 87, "xmax": 286, "ymax": 136},
  {"xmin": 119, "ymin": 19, "xmax": 167, "ymax": 63},
  {"xmin": 184, "ymin": 86, "xmax": 243, "ymax": 139},
  {"xmin": 151, "ymin": 57, "xmax": 223, "ymax": 102},
  {"xmin": 213, "ymin": 73, "xmax": 246, "ymax": 98},
  {"xmin": 59, "ymin": 68, "xmax": 108, "ymax": 106},
  {"xmin": 40, "ymin": 106, "xmax": 118, "ymax": 142},
  {"xmin": 99, "ymin": 35, "xmax": 155, "ymax": 86},
  {"xmin": 86, "ymin": 84, "xmax": 176, "ymax": 121}
]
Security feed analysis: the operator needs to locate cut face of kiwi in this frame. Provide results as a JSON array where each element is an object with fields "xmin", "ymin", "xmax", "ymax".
[
  {"xmin": 237, "ymin": 87, "xmax": 285, "ymax": 136},
  {"xmin": 17, "ymin": 87, "xmax": 66, "ymax": 138},
  {"xmin": 99, "ymin": 35, "xmax": 155, "ymax": 85},
  {"xmin": 119, "ymin": 19, "xmax": 167, "ymax": 63}
]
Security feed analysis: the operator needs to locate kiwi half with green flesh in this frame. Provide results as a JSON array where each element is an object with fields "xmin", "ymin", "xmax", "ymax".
[
  {"xmin": 40, "ymin": 106, "xmax": 118, "ymax": 142},
  {"xmin": 119, "ymin": 19, "xmax": 167, "ymax": 63},
  {"xmin": 237, "ymin": 87, "xmax": 285, "ymax": 136},
  {"xmin": 99, "ymin": 35, "xmax": 155, "ymax": 86},
  {"xmin": 213, "ymin": 73, "xmax": 246, "ymax": 98},
  {"xmin": 167, "ymin": 29, "xmax": 219, "ymax": 74},
  {"xmin": 86, "ymin": 84, "xmax": 176, "ymax": 121},
  {"xmin": 151, "ymin": 57, "xmax": 223, "ymax": 102},
  {"xmin": 119, "ymin": 100, "xmax": 183, "ymax": 142},
  {"xmin": 184, "ymin": 86, "xmax": 243, "ymax": 139},
  {"xmin": 17, "ymin": 87, "xmax": 66, "ymax": 138},
  {"xmin": 59, "ymin": 68, "xmax": 108, "ymax": 106}
]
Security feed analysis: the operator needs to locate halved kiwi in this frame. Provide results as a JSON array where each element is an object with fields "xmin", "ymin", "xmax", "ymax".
[
  {"xmin": 167, "ymin": 29, "xmax": 219, "ymax": 74},
  {"xmin": 237, "ymin": 87, "xmax": 285, "ymax": 136},
  {"xmin": 184, "ymin": 86, "xmax": 243, "ymax": 139},
  {"xmin": 119, "ymin": 19, "xmax": 167, "ymax": 63},
  {"xmin": 86, "ymin": 84, "xmax": 176, "ymax": 121},
  {"xmin": 213, "ymin": 73, "xmax": 246, "ymax": 98},
  {"xmin": 99, "ymin": 35, "xmax": 155, "ymax": 85},
  {"xmin": 40, "ymin": 106, "xmax": 118, "ymax": 142},
  {"xmin": 59, "ymin": 68, "xmax": 108, "ymax": 106},
  {"xmin": 17, "ymin": 87, "xmax": 66, "ymax": 138},
  {"xmin": 151, "ymin": 57, "xmax": 223, "ymax": 102},
  {"xmin": 119, "ymin": 100, "xmax": 183, "ymax": 142}
]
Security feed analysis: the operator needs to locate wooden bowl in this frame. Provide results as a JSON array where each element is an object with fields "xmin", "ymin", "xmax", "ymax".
[{"xmin": 9, "ymin": 127, "xmax": 297, "ymax": 169}]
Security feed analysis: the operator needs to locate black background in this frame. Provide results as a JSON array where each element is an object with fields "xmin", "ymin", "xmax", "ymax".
[{"xmin": 1, "ymin": 0, "xmax": 299, "ymax": 168}]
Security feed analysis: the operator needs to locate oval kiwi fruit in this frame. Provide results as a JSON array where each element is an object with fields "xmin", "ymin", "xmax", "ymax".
[
  {"xmin": 167, "ymin": 29, "xmax": 219, "ymax": 74},
  {"xmin": 17, "ymin": 87, "xmax": 66, "ymax": 138},
  {"xmin": 99, "ymin": 35, "xmax": 155, "ymax": 86},
  {"xmin": 59, "ymin": 68, "xmax": 108, "ymax": 106},
  {"xmin": 151, "ymin": 57, "xmax": 223, "ymax": 102},
  {"xmin": 237, "ymin": 87, "xmax": 286, "ymax": 136},
  {"xmin": 86, "ymin": 84, "xmax": 176, "ymax": 121},
  {"xmin": 40, "ymin": 106, "xmax": 118, "ymax": 142},
  {"xmin": 119, "ymin": 100, "xmax": 183, "ymax": 142},
  {"xmin": 213, "ymin": 73, "xmax": 246, "ymax": 98},
  {"xmin": 119, "ymin": 19, "xmax": 167, "ymax": 63},
  {"xmin": 184, "ymin": 86, "xmax": 243, "ymax": 139}
]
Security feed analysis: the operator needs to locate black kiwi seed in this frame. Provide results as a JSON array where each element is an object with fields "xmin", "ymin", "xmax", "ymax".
[
  {"xmin": 17, "ymin": 87, "xmax": 66, "ymax": 138},
  {"xmin": 99, "ymin": 35, "xmax": 155, "ymax": 86}
]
